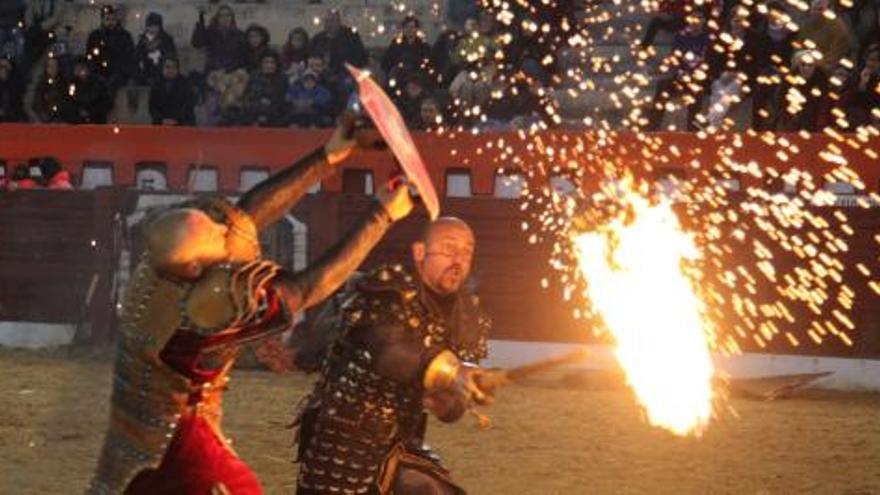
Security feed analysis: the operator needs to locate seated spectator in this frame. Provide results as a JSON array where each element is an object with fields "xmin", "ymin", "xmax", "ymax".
[
  {"xmin": 206, "ymin": 65, "xmax": 249, "ymax": 126},
  {"xmin": 281, "ymin": 27, "xmax": 310, "ymax": 78},
  {"xmin": 245, "ymin": 24, "xmax": 271, "ymax": 72},
  {"xmin": 31, "ymin": 56, "xmax": 72, "ymax": 123},
  {"xmin": 287, "ymin": 70, "xmax": 333, "ymax": 127},
  {"xmin": 310, "ymin": 9, "xmax": 368, "ymax": 77},
  {"xmin": 450, "ymin": 61, "xmax": 498, "ymax": 123},
  {"xmin": 645, "ymin": 12, "xmax": 711, "ymax": 131},
  {"xmin": 395, "ymin": 75, "xmax": 429, "ymax": 126},
  {"xmin": 0, "ymin": 57, "xmax": 25, "ymax": 122},
  {"xmin": 640, "ymin": 0, "xmax": 688, "ymax": 49},
  {"xmin": 0, "ymin": 1, "xmax": 24, "ymax": 63},
  {"xmin": 485, "ymin": 77, "xmax": 542, "ymax": 126},
  {"xmin": 430, "ymin": 27, "xmax": 462, "ymax": 87},
  {"xmin": 134, "ymin": 12, "xmax": 177, "ymax": 86},
  {"xmin": 796, "ymin": 0, "xmax": 855, "ymax": 72},
  {"xmin": 705, "ymin": 70, "xmax": 746, "ymax": 129},
  {"xmin": 191, "ymin": 4, "xmax": 248, "ymax": 74},
  {"xmin": 149, "ymin": 58, "xmax": 195, "ymax": 126},
  {"xmin": 751, "ymin": 1, "xmax": 796, "ymax": 131},
  {"xmin": 242, "ymin": 51, "xmax": 289, "ymax": 127},
  {"xmin": 506, "ymin": 24, "xmax": 551, "ymax": 84},
  {"xmin": 8, "ymin": 164, "xmax": 38, "ymax": 190},
  {"xmin": 66, "ymin": 57, "xmax": 113, "ymax": 124},
  {"xmin": 416, "ymin": 96, "xmax": 443, "ymax": 129},
  {"xmin": 445, "ymin": 0, "xmax": 480, "ymax": 31},
  {"xmin": 86, "ymin": 5, "xmax": 135, "ymax": 95},
  {"xmin": 38, "ymin": 157, "xmax": 73, "ymax": 190},
  {"xmin": 382, "ymin": 15, "xmax": 432, "ymax": 88},
  {"xmin": 839, "ymin": 45, "xmax": 880, "ymax": 128},
  {"xmin": 451, "ymin": 15, "xmax": 498, "ymax": 69},
  {"xmin": 305, "ymin": 52, "xmax": 344, "ymax": 118},
  {"xmin": 775, "ymin": 49, "xmax": 829, "ymax": 131}
]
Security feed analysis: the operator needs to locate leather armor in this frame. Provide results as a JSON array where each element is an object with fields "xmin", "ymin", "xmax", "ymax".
[{"xmin": 295, "ymin": 264, "xmax": 490, "ymax": 494}]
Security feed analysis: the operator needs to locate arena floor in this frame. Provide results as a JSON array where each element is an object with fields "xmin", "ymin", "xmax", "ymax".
[{"xmin": 1, "ymin": 348, "xmax": 879, "ymax": 495}]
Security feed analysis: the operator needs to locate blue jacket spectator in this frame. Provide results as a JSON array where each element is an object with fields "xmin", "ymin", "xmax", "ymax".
[{"xmin": 287, "ymin": 70, "xmax": 333, "ymax": 127}]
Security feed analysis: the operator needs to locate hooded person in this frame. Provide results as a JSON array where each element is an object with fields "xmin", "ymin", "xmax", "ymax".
[{"xmin": 134, "ymin": 11, "xmax": 178, "ymax": 85}]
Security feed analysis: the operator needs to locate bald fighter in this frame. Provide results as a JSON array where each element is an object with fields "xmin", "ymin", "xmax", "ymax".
[
  {"xmin": 294, "ymin": 218, "xmax": 495, "ymax": 494},
  {"xmin": 88, "ymin": 119, "xmax": 414, "ymax": 495}
]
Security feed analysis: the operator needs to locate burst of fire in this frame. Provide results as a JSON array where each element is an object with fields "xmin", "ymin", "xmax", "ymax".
[{"xmin": 573, "ymin": 189, "xmax": 715, "ymax": 436}]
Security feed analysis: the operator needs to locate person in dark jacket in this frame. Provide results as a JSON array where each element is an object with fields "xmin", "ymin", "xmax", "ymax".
[
  {"xmin": 191, "ymin": 4, "xmax": 248, "ymax": 74},
  {"xmin": 394, "ymin": 74, "xmax": 428, "ymax": 126},
  {"xmin": 751, "ymin": 1, "xmax": 797, "ymax": 130},
  {"xmin": 242, "ymin": 50, "xmax": 289, "ymax": 127},
  {"xmin": 310, "ymin": 9, "xmax": 368, "ymax": 78},
  {"xmin": 134, "ymin": 12, "xmax": 177, "ymax": 86},
  {"xmin": 149, "ymin": 58, "xmax": 195, "ymax": 126},
  {"xmin": 645, "ymin": 12, "xmax": 711, "ymax": 131},
  {"xmin": 430, "ymin": 28, "xmax": 462, "ymax": 87},
  {"xmin": 775, "ymin": 49, "xmax": 829, "ymax": 131},
  {"xmin": 245, "ymin": 24, "xmax": 271, "ymax": 73},
  {"xmin": 381, "ymin": 15, "xmax": 432, "ymax": 89},
  {"xmin": 66, "ymin": 57, "xmax": 113, "ymax": 124},
  {"xmin": 32, "ymin": 56, "xmax": 72, "ymax": 123},
  {"xmin": 0, "ymin": 57, "xmax": 25, "ymax": 122},
  {"xmin": 0, "ymin": 0, "xmax": 25, "ymax": 63},
  {"xmin": 281, "ymin": 27, "xmax": 310, "ymax": 76},
  {"xmin": 86, "ymin": 5, "xmax": 135, "ymax": 94}
]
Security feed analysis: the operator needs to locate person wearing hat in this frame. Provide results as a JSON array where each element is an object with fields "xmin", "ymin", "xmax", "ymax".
[{"xmin": 134, "ymin": 11, "xmax": 177, "ymax": 86}]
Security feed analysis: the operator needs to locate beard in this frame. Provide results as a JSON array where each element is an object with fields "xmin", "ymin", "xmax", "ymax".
[{"xmin": 436, "ymin": 265, "xmax": 464, "ymax": 293}]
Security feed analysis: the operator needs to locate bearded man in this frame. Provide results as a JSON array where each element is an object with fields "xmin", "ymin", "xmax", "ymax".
[{"xmin": 294, "ymin": 217, "xmax": 494, "ymax": 494}]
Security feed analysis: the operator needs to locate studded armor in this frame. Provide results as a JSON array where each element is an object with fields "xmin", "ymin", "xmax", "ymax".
[
  {"xmin": 295, "ymin": 264, "xmax": 491, "ymax": 494},
  {"xmin": 87, "ymin": 201, "xmax": 288, "ymax": 494}
]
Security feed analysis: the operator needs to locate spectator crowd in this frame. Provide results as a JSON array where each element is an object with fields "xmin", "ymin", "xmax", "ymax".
[{"xmin": 0, "ymin": 0, "xmax": 878, "ymax": 134}]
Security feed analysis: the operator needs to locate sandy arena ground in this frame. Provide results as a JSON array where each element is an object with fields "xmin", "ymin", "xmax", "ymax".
[{"xmin": 1, "ymin": 348, "xmax": 879, "ymax": 495}]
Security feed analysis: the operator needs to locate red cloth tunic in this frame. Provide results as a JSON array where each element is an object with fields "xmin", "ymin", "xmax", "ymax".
[{"xmin": 126, "ymin": 291, "xmax": 283, "ymax": 494}]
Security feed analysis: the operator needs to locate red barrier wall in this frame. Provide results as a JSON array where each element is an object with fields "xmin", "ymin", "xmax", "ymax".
[{"xmin": 2, "ymin": 125, "xmax": 879, "ymax": 195}]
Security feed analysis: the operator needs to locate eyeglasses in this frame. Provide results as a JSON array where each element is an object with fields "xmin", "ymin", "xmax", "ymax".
[{"xmin": 425, "ymin": 248, "xmax": 473, "ymax": 263}]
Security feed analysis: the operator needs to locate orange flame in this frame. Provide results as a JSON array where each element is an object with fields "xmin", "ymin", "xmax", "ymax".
[{"xmin": 573, "ymin": 190, "xmax": 715, "ymax": 436}]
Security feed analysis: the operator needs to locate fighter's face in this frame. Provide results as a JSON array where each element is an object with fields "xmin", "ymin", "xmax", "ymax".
[
  {"xmin": 414, "ymin": 227, "xmax": 475, "ymax": 295},
  {"xmin": 176, "ymin": 211, "xmax": 230, "ymax": 266}
]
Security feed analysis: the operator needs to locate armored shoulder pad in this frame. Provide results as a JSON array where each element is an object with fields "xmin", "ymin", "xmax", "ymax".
[{"xmin": 185, "ymin": 260, "xmax": 281, "ymax": 333}]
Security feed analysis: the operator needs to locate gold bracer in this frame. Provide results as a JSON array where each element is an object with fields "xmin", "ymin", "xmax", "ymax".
[{"xmin": 423, "ymin": 350, "xmax": 463, "ymax": 391}]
